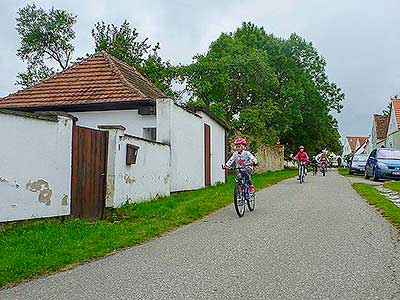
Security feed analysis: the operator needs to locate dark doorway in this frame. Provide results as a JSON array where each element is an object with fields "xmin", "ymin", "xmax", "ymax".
[{"xmin": 204, "ymin": 124, "xmax": 211, "ymax": 186}]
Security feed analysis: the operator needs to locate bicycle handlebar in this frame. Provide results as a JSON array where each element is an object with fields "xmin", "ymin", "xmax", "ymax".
[{"xmin": 222, "ymin": 164, "xmax": 253, "ymax": 170}]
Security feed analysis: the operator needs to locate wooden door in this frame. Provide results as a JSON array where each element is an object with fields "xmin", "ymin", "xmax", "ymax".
[
  {"xmin": 204, "ymin": 124, "xmax": 211, "ymax": 186},
  {"xmin": 71, "ymin": 126, "xmax": 108, "ymax": 220}
]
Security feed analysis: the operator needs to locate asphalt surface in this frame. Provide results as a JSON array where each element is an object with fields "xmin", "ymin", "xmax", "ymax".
[{"xmin": 1, "ymin": 170, "xmax": 400, "ymax": 300}]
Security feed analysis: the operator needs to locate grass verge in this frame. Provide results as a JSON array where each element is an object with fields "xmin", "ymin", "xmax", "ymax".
[
  {"xmin": 0, "ymin": 168, "xmax": 297, "ymax": 287},
  {"xmin": 352, "ymin": 183, "xmax": 400, "ymax": 234},
  {"xmin": 383, "ymin": 181, "xmax": 400, "ymax": 193},
  {"xmin": 338, "ymin": 167, "xmax": 361, "ymax": 177}
]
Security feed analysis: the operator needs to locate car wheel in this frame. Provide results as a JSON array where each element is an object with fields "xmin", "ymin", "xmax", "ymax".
[
  {"xmin": 373, "ymin": 169, "xmax": 380, "ymax": 182},
  {"xmin": 349, "ymin": 170, "xmax": 353, "ymax": 175}
]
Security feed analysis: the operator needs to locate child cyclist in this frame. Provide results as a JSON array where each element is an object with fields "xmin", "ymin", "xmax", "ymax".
[
  {"xmin": 224, "ymin": 137, "xmax": 257, "ymax": 193},
  {"xmin": 294, "ymin": 145, "xmax": 309, "ymax": 179}
]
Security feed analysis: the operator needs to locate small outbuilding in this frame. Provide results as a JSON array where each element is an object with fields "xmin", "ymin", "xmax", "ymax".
[{"xmin": 0, "ymin": 51, "xmax": 228, "ymax": 222}]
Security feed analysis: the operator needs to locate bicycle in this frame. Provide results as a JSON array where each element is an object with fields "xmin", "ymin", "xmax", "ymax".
[
  {"xmin": 312, "ymin": 162, "xmax": 318, "ymax": 176},
  {"xmin": 320, "ymin": 162, "xmax": 327, "ymax": 176},
  {"xmin": 298, "ymin": 161, "xmax": 307, "ymax": 184},
  {"xmin": 223, "ymin": 164, "xmax": 256, "ymax": 217}
]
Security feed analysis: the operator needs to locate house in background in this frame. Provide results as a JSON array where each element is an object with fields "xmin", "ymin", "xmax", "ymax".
[
  {"xmin": 0, "ymin": 51, "xmax": 228, "ymax": 222},
  {"xmin": 342, "ymin": 136, "xmax": 369, "ymax": 157},
  {"xmin": 365, "ymin": 114, "xmax": 389, "ymax": 154},
  {"xmin": 385, "ymin": 98, "xmax": 400, "ymax": 148},
  {"xmin": 354, "ymin": 138, "xmax": 369, "ymax": 155}
]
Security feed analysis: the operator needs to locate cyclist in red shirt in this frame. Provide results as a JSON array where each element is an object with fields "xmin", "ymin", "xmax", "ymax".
[{"xmin": 294, "ymin": 145, "xmax": 309, "ymax": 179}]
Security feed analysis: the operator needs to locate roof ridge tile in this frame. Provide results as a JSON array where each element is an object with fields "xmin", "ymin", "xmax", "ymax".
[{"xmin": 100, "ymin": 51, "xmax": 147, "ymax": 99}]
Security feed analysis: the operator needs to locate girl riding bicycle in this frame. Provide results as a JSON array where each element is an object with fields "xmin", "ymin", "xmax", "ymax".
[
  {"xmin": 224, "ymin": 137, "xmax": 257, "ymax": 193},
  {"xmin": 294, "ymin": 145, "xmax": 309, "ymax": 180}
]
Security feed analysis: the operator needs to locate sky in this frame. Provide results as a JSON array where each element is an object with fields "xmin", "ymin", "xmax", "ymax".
[{"xmin": 1, "ymin": 0, "xmax": 399, "ymax": 140}]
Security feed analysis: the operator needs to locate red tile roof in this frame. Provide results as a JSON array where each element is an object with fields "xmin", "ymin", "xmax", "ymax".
[
  {"xmin": 373, "ymin": 114, "xmax": 389, "ymax": 140},
  {"xmin": 392, "ymin": 98, "xmax": 400, "ymax": 129},
  {"xmin": 346, "ymin": 136, "xmax": 369, "ymax": 152},
  {"xmin": 0, "ymin": 51, "xmax": 166, "ymax": 109}
]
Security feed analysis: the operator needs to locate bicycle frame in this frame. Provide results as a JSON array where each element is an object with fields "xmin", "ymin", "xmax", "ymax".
[
  {"xmin": 236, "ymin": 169, "xmax": 250, "ymax": 201},
  {"xmin": 223, "ymin": 164, "xmax": 252, "ymax": 200},
  {"xmin": 298, "ymin": 161, "xmax": 307, "ymax": 183}
]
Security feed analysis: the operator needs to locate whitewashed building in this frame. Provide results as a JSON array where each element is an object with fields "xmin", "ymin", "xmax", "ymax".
[
  {"xmin": 342, "ymin": 136, "xmax": 369, "ymax": 157},
  {"xmin": 0, "ymin": 51, "xmax": 228, "ymax": 222},
  {"xmin": 385, "ymin": 98, "xmax": 400, "ymax": 148},
  {"xmin": 365, "ymin": 114, "xmax": 389, "ymax": 154}
]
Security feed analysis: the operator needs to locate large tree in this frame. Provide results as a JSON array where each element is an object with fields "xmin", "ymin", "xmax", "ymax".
[
  {"xmin": 16, "ymin": 4, "xmax": 76, "ymax": 88},
  {"xmin": 182, "ymin": 22, "xmax": 344, "ymax": 154},
  {"xmin": 92, "ymin": 20, "xmax": 177, "ymax": 97}
]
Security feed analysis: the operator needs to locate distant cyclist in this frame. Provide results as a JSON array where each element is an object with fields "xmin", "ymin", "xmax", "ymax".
[
  {"xmin": 224, "ymin": 137, "xmax": 257, "ymax": 193},
  {"xmin": 294, "ymin": 145, "xmax": 309, "ymax": 179},
  {"xmin": 311, "ymin": 156, "xmax": 318, "ymax": 175},
  {"xmin": 319, "ymin": 150, "xmax": 329, "ymax": 171}
]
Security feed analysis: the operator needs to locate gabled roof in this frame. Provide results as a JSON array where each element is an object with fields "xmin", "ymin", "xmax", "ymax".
[
  {"xmin": 0, "ymin": 51, "xmax": 166, "ymax": 109},
  {"xmin": 373, "ymin": 114, "xmax": 389, "ymax": 140},
  {"xmin": 346, "ymin": 136, "xmax": 369, "ymax": 152},
  {"xmin": 355, "ymin": 138, "xmax": 369, "ymax": 155},
  {"xmin": 391, "ymin": 98, "xmax": 400, "ymax": 129}
]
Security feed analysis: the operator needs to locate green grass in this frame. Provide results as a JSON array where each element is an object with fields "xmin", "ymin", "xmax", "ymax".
[
  {"xmin": 0, "ymin": 169, "xmax": 296, "ymax": 287},
  {"xmin": 338, "ymin": 167, "xmax": 349, "ymax": 176},
  {"xmin": 352, "ymin": 183, "xmax": 400, "ymax": 234},
  {"xmin": 383, "ymin": 181, "xmax": 400, "ymax": 193},
  {"xmin": 338, "ymin": 167, "xmax": 362, "ymax": 178}
]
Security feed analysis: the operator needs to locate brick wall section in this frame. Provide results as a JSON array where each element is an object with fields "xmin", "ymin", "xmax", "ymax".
[{"xmin": 254, "ymin": 144, "xmax": 285, "ymax": 173}]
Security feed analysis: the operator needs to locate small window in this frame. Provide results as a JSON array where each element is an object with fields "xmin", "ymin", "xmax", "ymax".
[
  {"xmin": 126, "ymin": 144, "xmax": 139, "ymax": 165},
  {"xmin": 143, "ymin": 128, "xmax": 156, "ymax": 141}
]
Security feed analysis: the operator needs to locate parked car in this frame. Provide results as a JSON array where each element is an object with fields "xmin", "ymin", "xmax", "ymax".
[
  {"xmin": 365, "ymin": 148, "xmax": 400, "ymax": 181},
  {"xmin": 349, "ymin": 154, "xmax": 368, "ymax": 175}
]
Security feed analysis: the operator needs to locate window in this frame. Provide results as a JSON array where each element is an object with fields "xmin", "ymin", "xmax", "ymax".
[
  {"xmin": 143, "ymin": 128, "xmax": 156, "ymax": 141},
  {"xmin": 126, "ymin": 144, "xmax": 139, "ymax": 165},
  {"xmin": 377, "ymin": 149, "xmax": 400, "ymax": 160}
]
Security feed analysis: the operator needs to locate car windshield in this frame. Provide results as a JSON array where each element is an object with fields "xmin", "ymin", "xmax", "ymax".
[
  {"xmin": 352, "ymin": 156, "xmax": 367, "ymax": 162},
  {"xmin": 377, "ymin": 149, "xmax": 400, "ymax": 160}
]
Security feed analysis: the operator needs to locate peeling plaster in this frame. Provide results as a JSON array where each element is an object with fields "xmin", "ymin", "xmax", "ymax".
[
  {"xmin": 26, "ymin": 179, "xmax": 53, "ymax": 206},
  {"xmin": 124, "ymin": 174, "xmax": 136, "ymax": 184},
  {"xmin": 0, "ymin": 177, "xmax": 21, "ymax": 189},
  {"xmin": 106, "ymin": 176, "xmax": 114, "ymax": 203}
]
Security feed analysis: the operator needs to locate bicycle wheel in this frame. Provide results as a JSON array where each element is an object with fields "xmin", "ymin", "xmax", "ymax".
[
  {"xmin": 234, "ymin": 184, "xmax": 245, "ymax": 217},
  {"xmin": 247, "ymin": 191, "xmax": 256, "ymax": 211},
  {"xmin": 300, "ymin": 166, "xmax": 304, "ymax": 184}
]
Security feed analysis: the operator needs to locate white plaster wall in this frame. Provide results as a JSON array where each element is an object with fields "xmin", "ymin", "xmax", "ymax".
[
  {"xmin": 343, "ymin": 139, "xmax": 351, "ymax": 156},
  {"xmin": 111, "ymin": 134, "xmax": 170, "ymax": 206},
  {"xmin": 387, "ymin": 108, "xmax": 398, "ymax": 136},
  {"xmin": 389, "ymin": 131, "xmax": 400, "ymax": 149},
  {"xmin": 157, "ymin": 99, "xmax": 204, "ymax": 192},
  {"xmin": 196, "ymin": 112, "xmax": 226, "ymax": 185},
  {"xmin": 0, "ymin": 113, "xmax": 72, "ymax": 222},
  {"xmin": 73, "ymin": 110, "xmax": 156, "ymax": 137},
  {"xmin": 376, "ymin": 140, "xmax": 385, "ymax": 148}
]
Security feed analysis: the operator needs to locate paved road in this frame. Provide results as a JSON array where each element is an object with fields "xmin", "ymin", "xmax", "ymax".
[{"xmin": 2, "ymin": 171, "xmax": 400, "ymax": 300}]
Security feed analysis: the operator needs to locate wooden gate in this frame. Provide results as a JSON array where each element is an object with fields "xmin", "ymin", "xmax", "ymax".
[
  {"xmin": 71, "ymin": 125, "xmax": 108, "ymax": 220},
  {"xmin": 204, "ymin": 124, "xmax": 211, "ymax": 186}
]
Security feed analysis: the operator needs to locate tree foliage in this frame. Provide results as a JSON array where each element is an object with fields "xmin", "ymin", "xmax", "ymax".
[
  {"xmin": 16, "ymin": 3, "xmax": 76, "ymax": 87},
  {"xmin": 92, "ymin": 20, "xmax": 177, "ymax": 97},
  {"xmin": 181, "ymin": 22, "xmax": 344, "ymax": 154}
]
